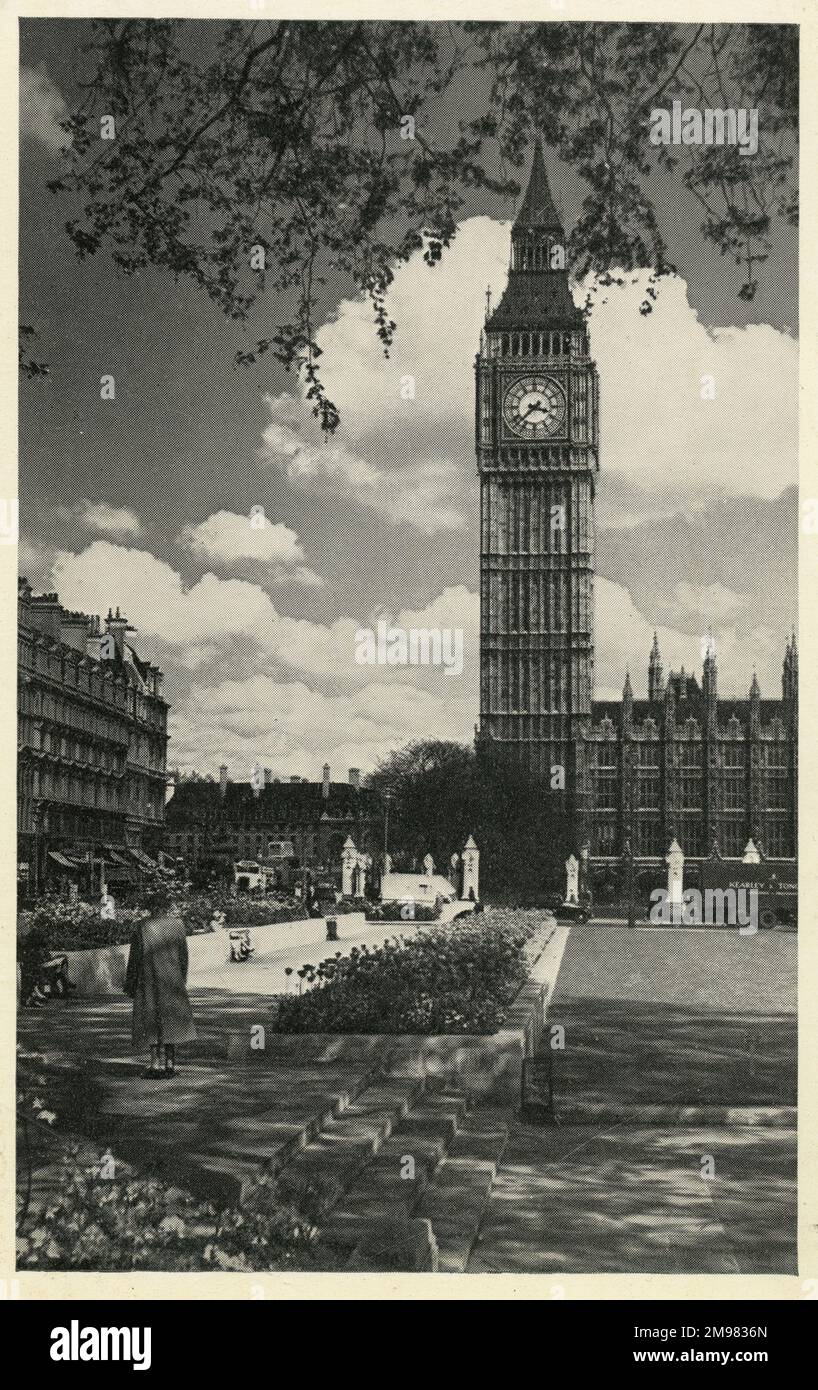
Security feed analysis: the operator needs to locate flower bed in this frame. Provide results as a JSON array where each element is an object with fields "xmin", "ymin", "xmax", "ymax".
[
  {"xmin": 271, "ymin": 908, "xmax": 541, "ymax": 1035},
  {"xmin": 17, "ymin": 1060, "xmax": 340, "ymax": 1272},
  {"xmin": 18, "ymin": 899, "xmax": 147, "ymax": 953}
]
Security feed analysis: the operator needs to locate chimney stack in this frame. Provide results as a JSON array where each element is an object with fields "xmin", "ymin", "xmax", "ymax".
[
  {"xmin": 348, "ymin": 768, "xmax": 361, "ymax": 790},
  {"xmin": 322, "ymin": 763, "xmax": 331, "ymax": 799},
  {"xmin": 219, "ymin": 764, "xmax": 228, "ymax": 798},
  {"xmin": 264, "ymin": 767, "xmax": 273, "ymax": 786},
  {"xmin": 105, "ymin": 606, "xmax": 134, "ymax": 661},
  {"xmin": 60, "ymin": 610, "xmax": 91, "ymax": 654}
]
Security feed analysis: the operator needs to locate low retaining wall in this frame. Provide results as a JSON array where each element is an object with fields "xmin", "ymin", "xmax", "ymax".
[{"xmin": 63, "ymin": 913, "xmax": 369, "ymax": 997}]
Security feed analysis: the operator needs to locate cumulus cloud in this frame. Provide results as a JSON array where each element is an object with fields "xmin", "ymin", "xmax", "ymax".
[
  {"xmin": 83, "ymin": 503, "xmax": 144, "ymax": 537},
  {"xmin": 669, "ymin": 581, "xmax": 746, "ymax": 622},
  {"xmin": 257, "ymin": 217, "xmax": 509, "ymax": 534},
  {"xmin": 254, "ymin": 218, "xmax": 795, "ymax": 543},
  {"xmin": 20, "ymin": 65, "xmax": 70, "ymax": 155},
  {"xmin": 594, "ymin": 576, "xmax": 780, "ymax": 702},
  {"xmin": 586, "ymin": 272, "xmax": 797, "ymax": 504},
  {"xmin": 171, "ymin": 676, "xmax": 476, "ymax": 781},
  {"xmin": 49, "ymin": 541, "xmax": 478, "ymax": 692},
  {"xmin": 260, "ymin": 403, "xmax": 466, "ymax": 536},
  {"xmin": 178, "ymin": 509, "xmax": 324, "ymax": 586},
  {"xmin": 54, "ymin": 502, "xmax": 144, "ymax": 538},
  {"xmin": 48, "ymin": 535, "xmax": 785, "ymax": 777}
]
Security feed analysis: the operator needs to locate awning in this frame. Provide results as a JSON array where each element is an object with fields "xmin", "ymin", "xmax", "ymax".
[
  {"xmin": 48, "ymin": 851, "xmax": 79, "ymax": 869},
  {"xmin": 104, "ymin": 865, "xmax": 139, "ymax": 883},
  {"xmin": 129, "ymin": 847, "xmax": 157, "ymax": 868}
]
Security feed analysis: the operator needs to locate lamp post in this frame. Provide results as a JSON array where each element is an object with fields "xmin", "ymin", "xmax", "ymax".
[{"xmin": 383, "ymin": 790, "xmax": 393, "ymax": 862}]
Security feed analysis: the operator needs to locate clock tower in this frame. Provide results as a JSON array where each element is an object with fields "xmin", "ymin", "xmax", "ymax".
[{"xmin": 476, "ymin": 145, "xmax": 599, "ymax": 811}]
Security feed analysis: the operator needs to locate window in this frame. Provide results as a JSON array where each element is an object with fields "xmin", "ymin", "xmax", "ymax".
[{"xmin": 722, "ymin": 779, "xmax": 745, "ymax": 811}]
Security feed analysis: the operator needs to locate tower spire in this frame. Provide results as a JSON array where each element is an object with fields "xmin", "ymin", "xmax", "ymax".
[
  {"xmin": 514, "ymin": 142, "xmax": 563, "ymax": 233},
  {"xmin": 648, "ymin": 631, "xmax": 664, "ymax": 702}
]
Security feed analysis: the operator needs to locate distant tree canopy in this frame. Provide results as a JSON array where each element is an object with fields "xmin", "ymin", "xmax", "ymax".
[
  {"xmin": 368, "ymin": 739, "xmax": 574, "ymax": 900},
  {"xmin": 42, "ymin": 20, "xmax": 797, "ymax": 419}
]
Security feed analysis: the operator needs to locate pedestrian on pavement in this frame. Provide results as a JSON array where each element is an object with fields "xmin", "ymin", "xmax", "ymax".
[{"xmin": 124, "ymin": 904, "xmax": 196, "ymax": 1078}]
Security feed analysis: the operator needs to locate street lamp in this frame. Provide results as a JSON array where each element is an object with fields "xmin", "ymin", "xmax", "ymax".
[{"xmin": 383, "ymin": 790, "xmax": 393, "ymax": 862}]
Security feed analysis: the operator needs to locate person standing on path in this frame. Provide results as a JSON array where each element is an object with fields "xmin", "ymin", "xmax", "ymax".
[{"xmin": 124, "ymin": 904, "xmax": 196, "ymax": 1078}]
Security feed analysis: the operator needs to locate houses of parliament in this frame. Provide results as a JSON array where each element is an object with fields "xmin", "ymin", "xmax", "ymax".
[{"xmin": 476, "ymin": 147, "xmax": 797, "ymax": 869}]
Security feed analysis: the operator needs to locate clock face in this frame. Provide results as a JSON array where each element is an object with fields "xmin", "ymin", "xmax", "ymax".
[{"xmin": 503, "ymin": 375, "xmax": 566, "ymax": 440}]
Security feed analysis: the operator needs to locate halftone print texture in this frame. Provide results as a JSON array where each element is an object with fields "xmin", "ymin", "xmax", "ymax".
[{"xmin": 16, "ymin": 16, "xmax": 797, "ymax": 1283}]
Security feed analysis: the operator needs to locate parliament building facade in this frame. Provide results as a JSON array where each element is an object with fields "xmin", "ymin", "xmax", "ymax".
[{"xmin": 476, "ymin": 148, "xmax": 797, "ymax": 873}]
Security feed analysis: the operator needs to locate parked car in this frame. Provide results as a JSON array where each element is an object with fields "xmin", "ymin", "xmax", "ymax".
[{"xmin": 556, "ymin": 900, "xmax": 593, "ymax": 923}]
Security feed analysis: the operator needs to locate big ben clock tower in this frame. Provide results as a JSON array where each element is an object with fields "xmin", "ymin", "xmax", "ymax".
[{"xmin": 477, "ymin": 146, "xmax": 599, "ymax": 809}]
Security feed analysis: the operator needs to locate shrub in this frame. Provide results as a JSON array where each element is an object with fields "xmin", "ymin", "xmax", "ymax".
[
  {"xmin": 365, "ymin": 900, "xmax": 441, "ymax": 923},
  {"xmin": 222, "ymin": 897, "xmax": 309, "ymax": 926},
  {"xmin": 327, "ymin": 898, "xmax": 366, "ymax": 916},
  {"xmin": 272, "ymin": 908, "xmax": 544, "ymax": 1035}
]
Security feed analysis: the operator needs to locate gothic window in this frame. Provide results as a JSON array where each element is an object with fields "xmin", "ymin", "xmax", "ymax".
[
  {"xmin": 636, "ymin": 776, "xmax": 660, "ymax": 810},
  {"xmin": 679, "ymin": 821, "xmax": 702, "ymax": 856},
  {"xmin": 765, "ymin": 775, "xmax": 788, "ymax": 810},
  {"xmin": 680, "ymin": 741, "xmax": 702, "ymax": 767},
  {"xmin": 722, "ymin": 779, "xmax": 745, "ymax": 811},
  {"xmin": 764, "ymin": 743, "xmax": 788, "ymax": 770},
  {"xmin": 680, "ymin": 775, "xmax": 701, "ymax": 811},
  {"xmin": 594, "ymin": 773, "xmax": 618, "ymax": 809},
  {"xmin": 635, "ymin": 742, "xmax": 659, "ymax": 768},
  {"xmin": 718, "ymin": 820, "xmax": 743, "ymax": 858},
  {"xmin": 764, "ymin": 820, "xmax": 788, "ymax": 858},
  {"xmin": 637, "ymin": 818, "xmax": 662, "ymax": 856}
]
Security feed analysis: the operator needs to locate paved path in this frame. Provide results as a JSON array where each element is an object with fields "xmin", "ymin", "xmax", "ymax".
[
  {"xmin": 191, "ymin": 918, "xmax": 429, "ymax": 996},
  {"xmin": 469, "ymin": 926, "xmax": 797, "ymax": 1275}
]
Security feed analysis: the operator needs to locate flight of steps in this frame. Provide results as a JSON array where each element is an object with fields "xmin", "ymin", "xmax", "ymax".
[{"xmin": 275, "ymin": 1074, "xmax": 509, "ymax": 1272}]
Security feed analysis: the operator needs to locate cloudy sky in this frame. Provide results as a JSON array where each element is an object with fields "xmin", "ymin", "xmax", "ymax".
[{"xmin": 20, "ymin": 22, "xmax": 798, "ymax": 780}]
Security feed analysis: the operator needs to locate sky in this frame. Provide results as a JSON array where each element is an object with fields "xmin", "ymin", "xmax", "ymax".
[{"xmin": 19, "ymin": 21, "xmax": 798, "ymax": 780}]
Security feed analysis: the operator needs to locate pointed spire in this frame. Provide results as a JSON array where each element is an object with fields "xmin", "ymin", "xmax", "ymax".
[
  {"xmin": 514, "ymin": 142, "xmax": 563, "ymax": 233},
  {"xmin": 487, "ymin": 141, "xmax": 580, "ymax": 329},
  {"xmin": 622, "ymin": 670, "xmax": 633, "ymax": 729},
  {"xmin": 648, "ymin": 631, "xmax": 664, "ymax": 702},
  {"xmin": 749, "ymin": 669, "xmax": 761, "ymax": 700}
]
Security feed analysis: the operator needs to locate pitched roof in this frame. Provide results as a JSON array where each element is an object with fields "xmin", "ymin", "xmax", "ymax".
[{"xmin": 166, "ymin": 779, "xmax": 374, "ymax": 824}]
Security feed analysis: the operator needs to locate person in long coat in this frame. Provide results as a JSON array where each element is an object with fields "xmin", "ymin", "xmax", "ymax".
[{"xmin": 124, "ymin": 906, "xmax": 196, "ymax": 1078}]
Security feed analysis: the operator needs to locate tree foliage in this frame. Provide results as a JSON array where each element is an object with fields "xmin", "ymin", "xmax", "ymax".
[
  {"xmin": 46, "ymin": 20, "xmax": 797, "ymax": 417},
  {"xmin": 368, "ymin": 738, "xmax": 574, "ymax": 900}
]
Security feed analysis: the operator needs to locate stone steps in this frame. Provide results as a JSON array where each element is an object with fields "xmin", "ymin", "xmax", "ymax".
[
  {"xmin": 310, "ymin": 1088, "xmax": 509, "ymax": 1271},
  {"xmin": 415, "ymin": 1112, "xmax": 509, "ymax": 1272}
]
